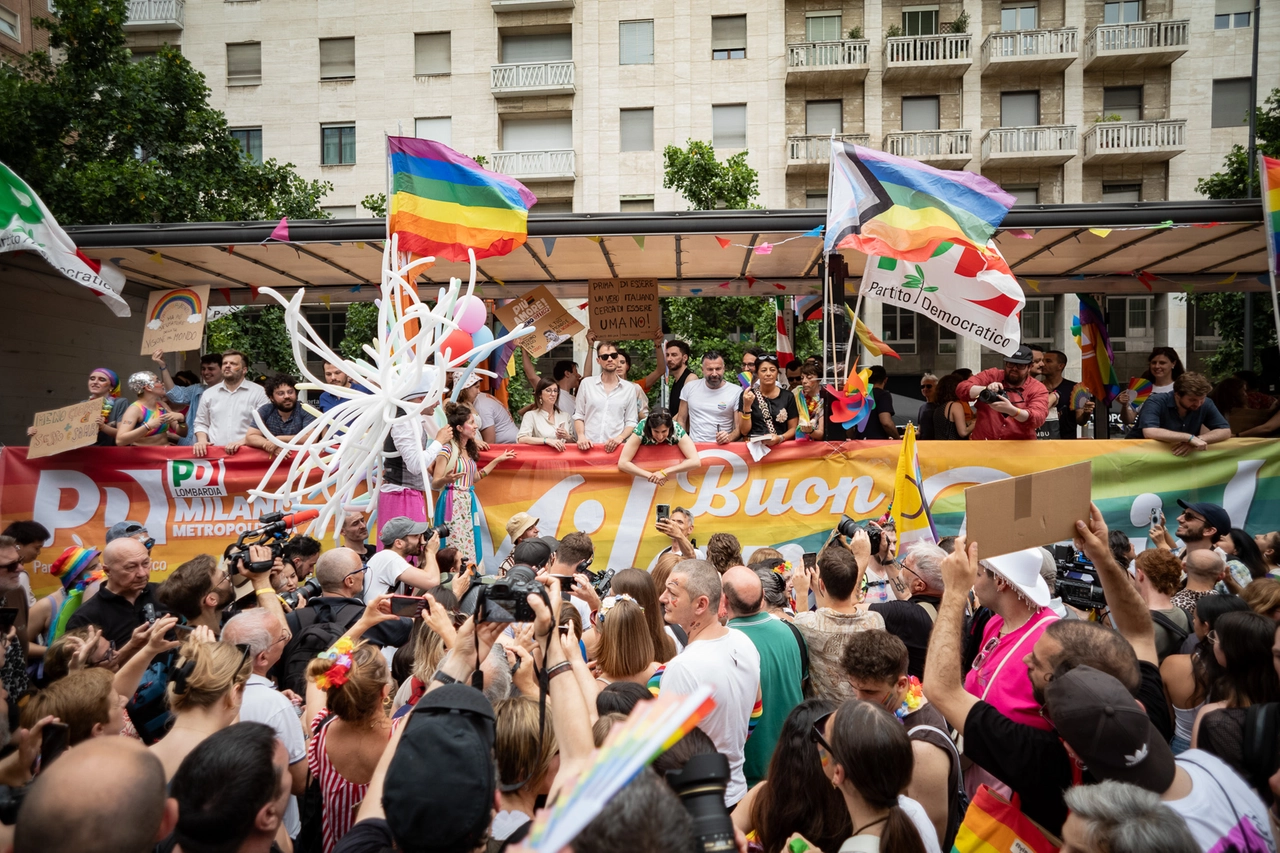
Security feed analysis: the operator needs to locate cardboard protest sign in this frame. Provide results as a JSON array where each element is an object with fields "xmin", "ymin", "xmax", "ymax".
[
  {"xmin": 964, "ymin": 461, "xmax": 1092, "ymax": 558},
  {"xmin": 587, "ymin": 278, "xmax": 660, "ymax": 341},
  {"xmin": 493, "ymin": 286, "xmax": 584, "ymax": 357},
  {"xmin": 28, "ymin": 399, "xmax": 103, "ymax": 459},
  {"xmin": 140, "ymin": 285, "xmax": 211, "ymax": 354}
]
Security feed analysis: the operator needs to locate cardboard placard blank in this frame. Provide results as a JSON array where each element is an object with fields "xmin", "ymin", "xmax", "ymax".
[
  {"xmin": 493, "ymin": 285, "xmax": 584, "ymax": 358},
  {"xmin": 587, "ymin": 278, "xmax": 660, "ymax": 341},
  {"xmin": 28, "ymin": 399, "xmax": 103, "ymax": 459},
  {"xmin": 140, "ymin": 285, "xmax": 211, "ymax": 354},
  {"xmin": 964, "ymin": 461, "xmax": 1093, "ymax": 559}
]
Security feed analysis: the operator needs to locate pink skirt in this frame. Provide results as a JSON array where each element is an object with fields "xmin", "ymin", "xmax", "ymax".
[{"xmin": 376, "ymin": 488, "xmax": 428, "ymax": 553}]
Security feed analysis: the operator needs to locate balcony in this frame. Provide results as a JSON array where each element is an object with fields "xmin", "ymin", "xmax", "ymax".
[
  {"xmin": 786, "ymin": 40, "xmax": 871, "ymax": 81},
  {"xmin": 980, "ymin": 125, "xmax": 1077, "ymax": 166},
  {"xmin": 884, "ymin": 33, "xmax": 971, "ymax": 81},
  {"xmin": 981, "ymin": 28, "xmax": 1078, "ymax": 75},
  {"xmin": 1082, "ymin": 120, "xmax": 1186, "ymax": 164},
  {"xmin": 491, "ymin": 0, "xmax": 573, "ymax": 9},
  {"xmin": 1083, "ymin": 20, "xmax": 1190, "ymax": 70},
  {"xmin": 124, "ymin": 0, "xmax": 183, "ymax": 31},
  {"xmin": 884, "ymin": 130, "xmax": 972, "ymax": 168},
  {"xmin": 490, "ymin": 61, "xmax": 575, "ymax": 97},
  {"xmin": 490, "ymin": 149, "xmax": 576, "ymax": 181},
  {"xmin": 787, "ymin": 134, "xmax": 871, "ymax": 174}
]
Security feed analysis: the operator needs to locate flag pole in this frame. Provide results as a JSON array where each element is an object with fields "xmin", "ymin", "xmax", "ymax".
[{"xmin": 842, "ymin": 273, "xmax": 865, "ymax": 382}]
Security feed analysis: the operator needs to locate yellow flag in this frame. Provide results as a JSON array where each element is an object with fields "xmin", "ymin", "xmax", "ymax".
[{"xmin": 891, "ymin": 424, "xmax": 937, "ymax": 557}]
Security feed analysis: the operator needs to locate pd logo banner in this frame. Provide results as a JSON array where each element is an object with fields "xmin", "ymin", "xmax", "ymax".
[{"xmin": 167, "ymin": 460, "xmax": 227, "ymax": 498}]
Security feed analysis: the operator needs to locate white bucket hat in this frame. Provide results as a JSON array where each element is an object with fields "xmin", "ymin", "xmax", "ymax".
[{"xmin": 983, "ymin": 547, "xmax": 1053, "ymax": 608}]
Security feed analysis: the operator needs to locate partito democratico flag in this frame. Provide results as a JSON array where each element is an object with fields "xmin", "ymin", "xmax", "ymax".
[
  {"xmin": 0, "ymin": 161, "xmax": 130, "ymax": 317},
  {"xmin": 858, "ymin": 241, "xmax": 1025, "ymax": 358}
]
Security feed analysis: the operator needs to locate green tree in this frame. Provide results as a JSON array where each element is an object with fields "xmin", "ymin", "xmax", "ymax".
[
  {"xmin": 338, "ymin": 302, "xmax": 379, "ymax": 360},
  {"xmin": 1196, "ymin": 88, "xmax": 1280, "ymax": 200},
  {"xmin": 360, "ymin": 194, "xmax": 387, "ymax": 218},
  {"xmin": 206, "ymin": 307, "xmax": 300, "ymax": 375},
  {"xmin": 0, "ymin": 0, "xmax": 331, "ymax": 224},
  {"xmin": 662, "ymin": 139, "xmax": 761, "ymax": 211}
]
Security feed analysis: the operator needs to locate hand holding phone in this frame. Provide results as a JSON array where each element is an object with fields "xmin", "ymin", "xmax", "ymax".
[
  {"xmin": 802, "ymin": 553, "xmax": 817, "ymax": 573},
  {"xmin": 389, "ymin": 595, "xmax": 427, "ymax": 618},
  {"xmin": 40, "ymin": 721, "xmax": 70, "ymax": 770},
  {"xmin": 655, "ymin": 504, "xmax": 670, "ymax": 523}
]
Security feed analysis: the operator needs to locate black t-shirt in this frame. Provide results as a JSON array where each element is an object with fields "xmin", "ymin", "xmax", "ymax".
[
  {"xmin": 65, "ymin": 583, "xmax": 165, "ymax": 649},
  {"xmin": 746, "ymin": 387, "xmax": 799, "ymax": 439},
  {"xmin": 1051, "ymin": 378, "xmax": 1078, "ymax": 439},
  {"xmin": 859, "ymin": 387, "xmax": 896, "ymax": 439},
  {"xmin": 658, "ymin": 368, "xmax": 695, "ymax": 413},
  {"xmin": 870, "ymin": 596, "xmax": 940, "ymax": 680},
  {"xmin": 333, "ymin": 818, "xmax": 395, "ymax": 853}
]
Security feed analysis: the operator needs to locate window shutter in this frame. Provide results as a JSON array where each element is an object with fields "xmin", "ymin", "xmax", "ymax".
[
  {"xmin": 1211, "ymin": 79, "xmax": 1251, "ymax": 127},
  {"xmin": 712, "ymin": 104, "xmax": 747, "ymax": 149},
  {"xmin": 319, "ymin": 38, "xmax": 355, "ymax": 79},
  {"xmin": 902, "ymin": 97, "xmax": 940, "ymax": 130},
  {"xmin": 501, "ymin": 32, "xmax": 572, "ymax": 63},
  {"xmin": 619, "ymin": 20, "xmax": 654, "ymax": 65},
  {"xmin": 415, "ymin": 117, "xmax": 452, "ymax": 145},
  {"xmin": 227, "ymin": 43, "xmax": 262, "ymax": 84},
  {"xmin": 1000, "ymin": 91, "xmax": 1040, "ymax": 127},
  {"xmin": 1214, "ymin": 0, "xmax": 1251, "ymax": 12},
  {"xmin": 502, "ymin": 118, "xmax": 573, "ymax": 151},
  {"xmin": 805, "ymin": 101, "xmax": 843, "ymax": 135},
  {"xmin": 620, "ymin": 109, "xmax": 654, "ymax": 152},
  {"xmin": 414, "ymin": 33, "xmax": 451, "ymax": 75},
  {"xmin": 805, "ymin": 13, "xmax": 841, "ymax": 42},
  {"xmin": 711, "ymin": 16, "xmax": 747, "ymax": 50}
]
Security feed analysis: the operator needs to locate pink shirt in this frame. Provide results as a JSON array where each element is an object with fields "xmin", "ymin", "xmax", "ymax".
[{"xmin": 964, "ymin": 609, "xmax": 1058, "ymax": 731}]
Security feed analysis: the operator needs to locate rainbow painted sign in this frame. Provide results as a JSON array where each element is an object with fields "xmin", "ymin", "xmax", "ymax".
[{"xmin": 139, "ymin": 285, "xmax": 210, "ymax": 354}]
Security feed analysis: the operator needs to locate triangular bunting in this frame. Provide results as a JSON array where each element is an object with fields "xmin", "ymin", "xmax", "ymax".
[
  {"xmin": 268, "ymin": 217, "xmax": 289, "ymax": 243},
  {"xmin": 715, "ymin": 236, "xmax": 731, "ymax": 249},
  {"xmin": 542, "ymin": 237, "xmax": 556, "ymax": 257},
  {"xmin": 632, "ymin": 236, "xmax": 645, "ymax": 250},
  {"xmin": 217, "ymin": 288, "xmax": 232, "ymax": 305}
]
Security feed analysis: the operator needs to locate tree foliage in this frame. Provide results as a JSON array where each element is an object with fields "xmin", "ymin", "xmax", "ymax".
[
  {"xmin": 206, "ymin": 307, "xmax": 300, "ymax": 376},
  {"xmin": 337, "ymin": 302, "xmax": 379, "ymax": 360},
  {"xmin": 662, "ymin": 139, "xmax": 761, "ymax": 211},
  {"xmin": 1195, "ymin": 88, "xmax": 1280, "ymax": 201},
  {"xmin": 0, "ymin": 0, "xmax": 331, "ymax": 224},
  {"xmin": 360, "ymin": 194, "xmax": 387, "ymax": 218}
]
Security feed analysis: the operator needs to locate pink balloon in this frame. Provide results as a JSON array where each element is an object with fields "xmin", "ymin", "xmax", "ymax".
[
  {"xmin": 454, "ymin": 295, "xmax": 487, "ymax": 334},
  {"xmin": 440, "ymin": 328, "xmax": 473, "ymax": 361}
]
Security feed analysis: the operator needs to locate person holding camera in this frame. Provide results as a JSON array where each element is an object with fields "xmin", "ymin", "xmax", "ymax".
[
  {"xmin": 955, "ymin": 345, "xmax": 1049, "ymax": 441},
  {"xmin": 362, "ymin": 518, "xmax": 444, "ymax": 604}
]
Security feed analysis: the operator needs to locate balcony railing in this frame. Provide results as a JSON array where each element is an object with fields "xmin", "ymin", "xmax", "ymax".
[
  {"xmin": 490, "ymin": 61, "xmax": 575, "ymax": 95},
  {"xmin": 788, "ymin": 134, "xmax": 872, "ymax": 162},
  {"xmin": 884, "ymin": 129, "xmax": 972, "ymax": 160},
  {"xmin": 981, "ymin": 28, "xmax": 1078, "ymax": 63},
  {"xmin": 490, "ymin": 149, "xmax": 576, "ymax": 180},
  {"xmin": 490, "ymin": 0, "xmax": 573, "ymax": 9},
  {"xmin": 1082, "ymin": 120, "xmax": 1186, "ymax": 161},
  {"xmin": 786, "ymin": 40, "xmax": 870, "ymax": 70},
  {"xmin": 981, "ymin": 125, "xmax": 1077, "ymax": 161},
  {"xmin": 885, "ymin": 33, "xmax": 972, "ymax": 64},
  {"xmin": 1083, "ymin": 20, "xmax": 1190, "ymax": 63},
  {"xmin": 124, "ymin": 0, "xmax": 184, "ymax": 30}
]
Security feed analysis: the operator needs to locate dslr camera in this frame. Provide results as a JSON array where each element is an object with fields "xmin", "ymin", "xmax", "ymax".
[
  {"xmin": 977, "ymin": 387, "xmax": 1009, "ymax": 406},
  {"xmin": 1052, "ymin": 544, "xmax": 1108, "ymax": 611},
  {"xmin": 836, "ymin": 515, "xmax": 883, "ymax": 555},
  {"xmin": 666, "ymin": 752, "xmax": 736, "ymax": 853},
  {"xmin": 475, "ymin": 565, "xmax": 550, "ymax": 623}
]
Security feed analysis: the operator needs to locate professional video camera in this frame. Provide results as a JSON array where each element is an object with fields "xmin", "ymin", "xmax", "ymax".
[
  {"xmin": 226, "ymin": 509, "xmax": 319, "ymax": 575},
  {"xmin": 1052, "ymin": 544, "xmax": 1108, "ymax": 611},
  {"xmin": 836, "ymin": 515, "xmax": 883, "ymax": 555}
]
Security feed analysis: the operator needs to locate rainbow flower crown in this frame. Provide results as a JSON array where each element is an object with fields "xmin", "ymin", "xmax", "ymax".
[{"xmin": 314, "ymin": 636, "xmax": 355, "ymax": 690}]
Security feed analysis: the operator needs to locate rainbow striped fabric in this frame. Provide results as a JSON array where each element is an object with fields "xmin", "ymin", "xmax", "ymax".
[
  {"xmin": 825, "ymin": 142, "xmax": 1015, "ymax": 262},
  {"xmin": 387, "ymin": 136, "xmax": 537, "ymax": 262},
  {"xmin": 1073, "ymin": 295, "xmax": 1121, "ymax": 405},
  {"xmin": 1262, "ymin": 154, "xmax": 1280, "ymax": 288}
]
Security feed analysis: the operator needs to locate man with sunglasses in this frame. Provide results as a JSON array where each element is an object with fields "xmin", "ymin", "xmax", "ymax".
[
  {"xmin": 956, "ymin": 344, "xmax": 1049, "ymax": 441},
  {"xmin": 868, "ymin": 541, "xmax": 948, "ymax": 680},
  {"xmin": 574, "ymin": 340, "xmax": 639, "ymax": 453}
]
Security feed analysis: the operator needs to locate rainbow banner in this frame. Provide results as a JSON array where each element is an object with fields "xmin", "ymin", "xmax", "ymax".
[
  {"xmin": 845, "ymin": 304, "xmax": 901, "ymax": 360},
  {"xmin": 386, "ymin": 136, "xmax": 537, "ymax": 262},
  {"xmin": 825, "ymin": 142, "xmax": 1015, "ymax": 262},
  {"xmin": 1073, "ymin": 294, "xmax": 1121, "ymax": 405},
  {"xmin": 1261, "ymin": 154, "xmax": 1280, "ymax": 355},
  {"xmin": 1127, "ymin": 377, "xmax": 1154, "ymax": 410}
]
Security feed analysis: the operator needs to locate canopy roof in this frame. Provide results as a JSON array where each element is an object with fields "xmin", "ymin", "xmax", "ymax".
[{"xmin": 53, "ymin": 199, "xmax": 1267, "ymax": 303}]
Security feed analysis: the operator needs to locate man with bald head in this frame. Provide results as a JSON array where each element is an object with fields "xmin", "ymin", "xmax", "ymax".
[
  {"xmin": 1171, "ymin": 550, "xmax": 1229, "ymax": 612},
  {"xmin": 721, "ymin": 565, "xmax": 806, "ymax": 787},
  {"xmin": 66, "ymin": 537, "xmax": 164, "ymax": 648},
  {"xmin": 14, "ymin": 737, "xmax": 176, "ymax": 853}
]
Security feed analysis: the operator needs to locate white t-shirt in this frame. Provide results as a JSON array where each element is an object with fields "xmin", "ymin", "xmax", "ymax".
[
  {"xmin": 838, "ymin": 798, "xmax": 941, "ymax": 853},
  {"xmin": 1169, "ymin": 750, "xmax": 1274, "ymax": 852},
  {"xmin": 363, "ymin": 549, "xmax": 411, "ymax": 603},
  {"xmin": 472, "ymin": 393, "xmax": 519, "ymax": 444},
  {"xmin": 680, "ymin": 379, "xmax": 742, "ymax": 443},
  {"xmin": 658, "ymin": 628, "xmax": 760, "ymax": 806},
  {"xmin": 240, "ymin": 674, "xmax": 306, "ymax": 838}
]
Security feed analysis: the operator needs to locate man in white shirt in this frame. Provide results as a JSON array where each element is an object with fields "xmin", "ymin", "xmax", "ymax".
[
  {"xmin": 362, "ymin": 517, "xmax": 443, "ymax": 602},
  {"xmin": 192, "ymin": 350, "xmax": 268, "ymax": 457},
  {"xmin": 659, "ymin": 558, "xmax": 761, "ymax": 806},
  {"xmin": 221, "ymin": 608, "xmax": 307, "ymax": 841},
  {"xmin": 678, "ymin": 351, "xmax": 742, "ymax": 444},
  {"xmin": 574, "ymin": 340, "xmax": 639, "ymax": 451}
]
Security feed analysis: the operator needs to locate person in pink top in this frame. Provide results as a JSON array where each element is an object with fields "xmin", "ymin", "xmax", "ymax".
[
  {"xmin": 955, "ymin": 345, "xmax": 1049, "ymax": 441},
  {"xmin": 963, "ymin": 547, "xmax": 1058, "ymax": 731}
]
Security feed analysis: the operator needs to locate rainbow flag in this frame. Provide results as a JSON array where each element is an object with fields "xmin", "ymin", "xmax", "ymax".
[
  {"xmin": 825, "ymin": 142, "xmax": 1015, "ymax": 263},
  {"xmin": 844, "ymin": 304, "xmax": 901, "ymax": 360},
  {"xmin": 387, "ymin": 136, "xmax": 537, "ymax": 262},
  {"xmin": 1073, "ymin": 295, "xmax": 1121, "ymax": 405},
  {"xmin": 1261, "ymin": 154, "xmax": 1280, "ymax": 339},
  {"xmin": 1127, "ymin": 377, "xmax": 1153, "ymax": 410}
]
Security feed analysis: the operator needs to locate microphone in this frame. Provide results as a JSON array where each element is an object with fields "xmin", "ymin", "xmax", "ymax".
[{"xmin": 281, "ymin": 509, "xmax": 320, "ymax": 528}]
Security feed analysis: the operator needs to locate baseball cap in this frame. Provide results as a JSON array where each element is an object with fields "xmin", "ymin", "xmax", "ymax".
[
  {"xmin": 384, "ymin": 684, "xmax": 496, "ymax": 853},
  {"xmin": 511, "ymin": 536, "xmax": 558, "ymax": 569},
  {"xmin": 1004, "ymin": 345, "xmax": 1035, "ymax": 365},
  {"xmin": 1176, "ymin": 500, "xmax": 1231, "ymax": 535},
  {"xmin": 106, "ymin": 521, "xmax": 147, "ymax": 543},
  {"xmin": 984, "ymin": 548, "xmax": 1052, "ymax": 608},
  {"xmin": 380, "ymin": 517, "xmax": 432, "ymax": 547},
  {"xmin": 1045, "ymin": 665, "xmax": 1176, "ymax": 793},
  {"xmin": 506, "ymin": 512, "xmax": 539, "ymax": 542}
]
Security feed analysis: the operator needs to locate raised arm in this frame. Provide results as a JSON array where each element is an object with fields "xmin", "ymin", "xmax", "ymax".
[
  {"xmin": 521, "ymin": 347, "xmax": 540, "ymax": 388},
  {"xmin": 922, "ymin": 537, "xmax": 981, "ymax": 735},
  {"xmin": 1074, "ymin": 502, "xmax": 1158, "ymax": 666},
  {"xmin": 640, "ymin": 333, "xmax": 667, "ymax": 390}
]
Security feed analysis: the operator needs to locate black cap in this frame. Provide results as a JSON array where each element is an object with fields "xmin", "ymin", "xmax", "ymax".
[
  {"xmin": 512, "ymin": 536, "xmax": 558, "ymax": 569},
  {"xmin": 1005, "ymin": 345, "xmax": 1035, "ymax": 365},
  {"xmin": 1176, "ymin": 500, "xmax": 1231, "ymax": 536},
  {"xmin": 384, "ymin": 684, "xmax": 496, "ymax": 853}
]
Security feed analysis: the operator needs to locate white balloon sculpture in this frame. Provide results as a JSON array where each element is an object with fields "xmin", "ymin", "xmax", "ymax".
[{"xmin": 246, "ymin": 236, "xmax": 533, "ymax": 540}]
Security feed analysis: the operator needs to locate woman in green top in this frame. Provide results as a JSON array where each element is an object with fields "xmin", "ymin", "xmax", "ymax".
[{"xmin": 616, "ymin": 409, "xmax": 702, "ymax": 486}]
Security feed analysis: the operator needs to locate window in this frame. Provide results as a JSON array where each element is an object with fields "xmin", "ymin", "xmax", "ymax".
[
  {"xmin": 319, "ymin": 37, "xmax": 355, "ymax": 80},
  {"xmin": 881, "ymin": 305, "xmax": 917, "ymax": 355},
  {"xmin": 1103, "ymin": 1, "xmax": 1141, "ymax": 24},
  {"xmin": 502, "ymin": 117, "xmax": 572, "ymax": 151},
  {"xmin": 414, "ymin": 32, "xmax": 450, "ymax": 75},
  {"xmin": 805, "ymin": 12, "xmax": 842, "ymax": 42},
  {"xmin": 227, "ymin": 42, "xmax": 262, "ymax": 86},
  {"xmin": 1021, "ymin": 296, "xmax": 1055, "ymax": 342},
  {"xmin": 129, "ymin": 48, "xmax": 159, "ymax": 63},
  {"xmin": 537, "ymin": 200, "xmax": 574, "ymax": 213},
  {"xmin": 1212, "ymin": 79, "xmax": 1251, "ymax": 128},
  {"xmin": 1000, "ymin": 3, "xmax": 1038, "ymax": 30},
  {"xmin": 303, "ymin": 310, "xmax": 347, "ymax": 350},
  {"xmin": 620, "ymin": 196, "xmax": 654, "ymax": 212},
  {"xmin": 1006, "ymin": 186, "xmax": 1040, "ymax": 205},
  {"xmin": 805, "ymin": 100, "xmax": 843, "ymax": 135},
  {"xmin": 806, "ymin": 192, "xmax": 828, "ymax": 209},
  {"xmin": 1103, "ymin": 86, "xmax": 1142, "ymax": 121},
  {"xmin": 620, "ymin": 108, "xmax": 654, "ymax": 152},
  {"xmin": 938, "ymin": 325, "xmax": 957, "ymax": 354},
  {"xmin": 323, "ymin": 206, "xmax": 357, "ymax": 219},
  {"xmin": 902, "ymin": 6, "xmax": 939, "ymax": 35},
  {"xmin": 0, "ymin": 6, "xmax": 19, "ymax": 39},
  {"xmin": 1193, "ymin": 304, "xmax": 1222, "ymax": 352},
  {"xmin": 619, "ymin": 20, "xmax": 654, "ymax": 64},
  {"xmin": 712, "ymin": 15, "xmax": 746, "ymax": 59},
  {"xmin": 902, "ymin": 96, "xmax": 940, "ymax": 131},
  {"xmin": 1001, "ymin": 91, "xmax": 1040, "ymax": 127},
  {"xmin": 321, "ymin": 124, "xmax": 356, "ymax": 165},
  {"xmin": 1106, "ymin": 296, "xmax": 1152, "ymax": 351},
  {"xmin": 712, "ymin": 104, "xmax": 747, "ymax": 149},
  {"xmin": 415, "ymin": 117, "xmax": 451, "ymax": 145},
  {"xmin": 1102, "ymin": 183, "xmax": 1141, "ymax": 202},
  {"xmin": 230, "ymin": 128, "xmax": 263, "ymax": 164},
  {"xmin": 501, "ymin": 32, "xmax": 571, "ymax": 63},
  {"xmin": 1215, "ymin": 0, "xmax": 1252, "ymax": 28}
]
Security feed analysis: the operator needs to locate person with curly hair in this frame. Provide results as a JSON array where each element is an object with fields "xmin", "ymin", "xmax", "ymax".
[{"xmin": 431, "ymin": 402, "xmax": 515, "ymax": 566}]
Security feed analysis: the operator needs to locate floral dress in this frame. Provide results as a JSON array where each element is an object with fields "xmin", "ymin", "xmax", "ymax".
[{"xmin": 432, "ymin": 444, "xmax": 481, "ymax": 566}]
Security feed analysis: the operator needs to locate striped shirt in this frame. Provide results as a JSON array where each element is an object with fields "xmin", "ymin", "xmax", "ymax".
[{"xmin": 308, "ymin": 709, "xmax": 376, "ymax": 853}]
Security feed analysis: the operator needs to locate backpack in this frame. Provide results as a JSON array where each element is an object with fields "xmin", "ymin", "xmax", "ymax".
[
  {"xmin": 781, "ymin": 619, "xmax": 811, "ymax": 696},
  {"xmin": 127, "ymin": 658, "xmax": 174, "ymax": 746},
  {"xmin": 1243, "ymin": 703, "xmax": 1280, "ymax": 798},
  {"xmin": 1151, "ymin": 607, "xmax": 1193, "ymax": 648},
  {"xmin": 279, "ymin": 600, "xmax": 366, "ymax": 695},
  {"xmin": 908, "ymin": 723, "xmax": 970, "ymax": 851}
]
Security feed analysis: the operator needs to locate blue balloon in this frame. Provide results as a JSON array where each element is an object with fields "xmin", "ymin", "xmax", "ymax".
[{"xmin": 470, "ymin": 325, "xmax": 494, "ymax": 347}]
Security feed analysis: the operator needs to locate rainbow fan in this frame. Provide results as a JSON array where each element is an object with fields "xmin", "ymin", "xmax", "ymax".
[
  {"xmin": 827, "ymin": 362, "xmax": 876, "ymax": 431},
  {"xmin": 1127, "ymin": 377, "xmax": 1153, "ymax": 410},
  {"xmin": 1070, "ymin": 385, "xmax": 1093, "ymax": 410}
]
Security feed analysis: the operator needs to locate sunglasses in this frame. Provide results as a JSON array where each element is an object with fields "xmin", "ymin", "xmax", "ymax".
[
  {"xmin": 810, "ymin": 710, "xmax": 835, "ymax": 766},
  {"xmin": 970, "ymin": 636, "xmax": 1000, "ymax": 672},
  {"xmin": 599, "ymin": 352, "xmax": 621, "ymax": 360}
]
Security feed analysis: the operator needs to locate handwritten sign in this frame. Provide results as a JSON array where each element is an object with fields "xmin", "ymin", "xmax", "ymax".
[
  {"xmin": 493, "ymin": 286, "xmax": 584, "ymax": 357},
  {"xmin": 140, "ymin": 285, "xmax": 211, "ymax": 354},
  {"xmin": 28, "ymin": 399, "xmax": 103, "ymax": 459},
  {"xmin": 587, "ymin": 278, "xmax": 660, "ymax": 341}
]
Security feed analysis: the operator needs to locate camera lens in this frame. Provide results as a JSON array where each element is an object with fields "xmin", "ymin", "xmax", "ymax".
[
  {"xmin": 666, "ymin": 752, "xmax": 736, "ymax": 853},
  {"xmin": 836, "ymin": 515, "xmax": 860, "ymax": 539}
]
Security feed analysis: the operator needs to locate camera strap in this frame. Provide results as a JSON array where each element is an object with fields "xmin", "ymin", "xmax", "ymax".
[{"xmin": 497, "ymin": 638, "xmax": 551, "ymax": 793}]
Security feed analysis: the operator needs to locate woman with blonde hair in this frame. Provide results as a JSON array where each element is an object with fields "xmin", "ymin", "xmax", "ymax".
[
  {"xmin": 116, "ymin": 371, "xmax": 185, "ymax": 446},
  {"xmin": 1242, "ymin": 578, "xmax": 1280, "ymax": 621},
  {"xmin": 593, "ymin": 595, "xmax": 659, "ymax": 687},
  {"xmin": 149, "ymin": 631, "xmax": 252, "ymax": 780},
  {"xmin": 493, "ymin": 696, "xmax": 561, "ymax": 842}
]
